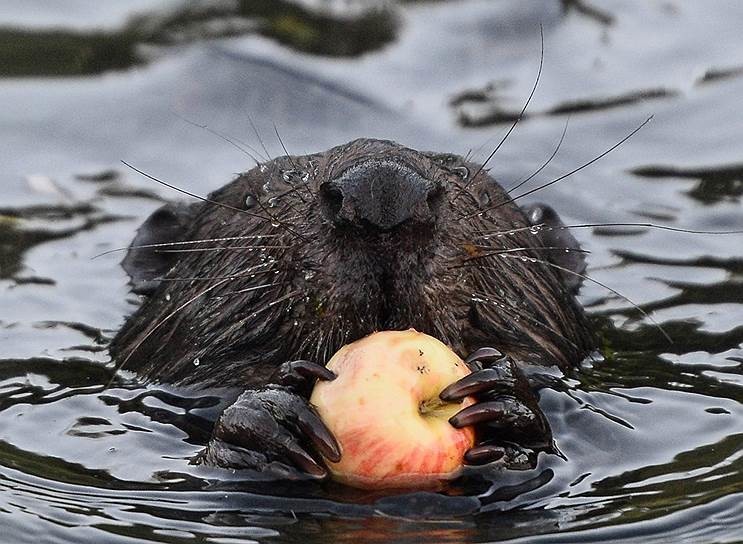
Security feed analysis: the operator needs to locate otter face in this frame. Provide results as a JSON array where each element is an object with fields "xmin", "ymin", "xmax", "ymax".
[{"xmin": 112, "ymin": 138, "xmax": 593, "ymax": 386}]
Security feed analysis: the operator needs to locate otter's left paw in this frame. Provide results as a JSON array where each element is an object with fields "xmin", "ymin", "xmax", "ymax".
[
  {"xmin": 195, "ymin": 385, "xmax": 341, "ymax": 479},
  {"xmin": 440, "ymin": 348, "xmax": 552, "ymax": 469}
]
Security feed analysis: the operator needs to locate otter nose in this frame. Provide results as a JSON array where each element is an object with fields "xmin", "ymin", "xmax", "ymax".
[{"xmin": 320, "ymin": 160, "xmax": 444, "ymax": 231}]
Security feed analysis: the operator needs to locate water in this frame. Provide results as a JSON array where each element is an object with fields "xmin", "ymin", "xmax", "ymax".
[{"xmin": 1, "ymin": 1, "xmax": 742, "ymax": 542}]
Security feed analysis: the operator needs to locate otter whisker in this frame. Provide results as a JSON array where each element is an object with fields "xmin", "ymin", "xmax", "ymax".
[
  {"xmin": 158, "ymin": 263, "xmax": 279, "ymax": 282},
  {"xmin": 244, "ymin": 290, "xmax": 301, "ymax": 321},
  {"xmin": 92, "ymin": 235, "xmax": 284, "ymax": 259},
  {"xmin": 273, "ymin": 123, "xmax": 297, "ymax": 170},
  {"xmin": 504, "ymin": 116, "xmax": 653, "ymax": 206},
  {"xmin": 451, "ymin": 25, "xmax": 544, "ymax": 204},
  {"xmin": 507, "ymin": 116, "xmax": 570, "ymax": 195},
  {"xmin": 154, "ymin": 245, "xmax": 293, "ymax": 254},
  {"xmin": 474, "ymin": 222, "xmax": 555, "ymax": 239},
  {"xmin": 465, "ymin": 125, "xmax": 510, "ymax": 166},
  {"xmin": 471, "ymin": 290, "xmax": 581, "ymax": 352},
  {"xmin": 474, "ymin": 221, "xmax": 743, "ymax": 240},
  {"xmin": 560, "ymin": 222, "xmax": 743, "ymax": 235},
  {"xmin": 120, "ymin": 160, "xmax": 305, "ymax": 241},
  {"xmin": 221, "ymin": 281, "xmax": 284, "ymax": 297},
  {"xmin": 495, "ymin": 253, "xmax": 673, "ymax": 343},
  {"xmin": 464, "ymin": 246, "xmax": 591, "ymax": 262},
  {"xmin": 248, "ymin": 113, "xmax": 273, "ymax": 162},
  {"xmin": 171, "ymin": 109, "xmax": 265, "ymax": 165},
  {"xmin": 463, "ymin": 115, "xmax": 654, "ymax": 220},
  {"xmin": 109, "ymin": 277, "xmax": 231, "ymax": 384}
]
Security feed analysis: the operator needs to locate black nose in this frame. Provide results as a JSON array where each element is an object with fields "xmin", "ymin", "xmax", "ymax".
[{"xmin": 319, "ymin": 160, "xmax": 444, "ymax": 231}]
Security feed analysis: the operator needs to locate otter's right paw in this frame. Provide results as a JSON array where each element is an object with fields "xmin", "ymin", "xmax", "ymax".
[{"xmin": 194, "ymin": 386, "xmax": 341, "ymax": 479}]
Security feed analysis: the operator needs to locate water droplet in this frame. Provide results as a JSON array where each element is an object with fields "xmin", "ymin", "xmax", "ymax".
[
  {"xmin": 193, "ymin": 358, "xmax": 200, "ymax": 367},
  {"xmin": 165, "ymin": 293, "xmax": 171, "ymax": 301},
  {"xmin": 244, "ymin": 195, "xmax": 257, "ymax": 209},
  {"xmin": 454, "ymin": 166, "xmax": 469, "ymax": 179},
  {"xmin": 529, "ymin": 225, "xmax": 541, "ymax": 234},
  {"xmin": 271, "ymin": 221, "xmax": 280, "ymax": 227},
  {"xmin": 268, "ymin": 197, "xmax": 279, "ymax": 208}
]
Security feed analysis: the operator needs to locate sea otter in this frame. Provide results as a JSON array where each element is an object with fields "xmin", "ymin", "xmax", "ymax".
[{"xmin": 109, "ymin": 138, "xmax": 595, "ymax": 478}]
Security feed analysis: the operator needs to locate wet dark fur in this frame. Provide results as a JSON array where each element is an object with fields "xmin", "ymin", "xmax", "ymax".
[{"xmin": 110, "ymin": 138, "xmax": 595, "ymax": 388}]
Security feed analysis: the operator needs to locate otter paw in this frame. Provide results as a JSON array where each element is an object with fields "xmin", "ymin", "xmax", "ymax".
[
  {"xmin": 196, "ymin": 386, "xmax": 341, "ymax": 478},
  {"xmin": 440, "ymin": 351, "xmax": 552, "ymax": 466}
]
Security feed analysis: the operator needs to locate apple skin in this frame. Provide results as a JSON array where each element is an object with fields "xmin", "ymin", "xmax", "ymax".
[{"xmin": 309, "ymin": 329, "xmax": 475, "ymax": 490}]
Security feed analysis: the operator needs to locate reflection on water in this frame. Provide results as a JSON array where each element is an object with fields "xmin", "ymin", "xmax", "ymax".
[
  {"xmin": 1, "ymin": 1, "xmax": 742, "ymax": 543},
  {"xmin": 633, "ymin": 163, "xmax": 743, "ymax": 205},
  {"xmin": 0, "ymin": 1, "xmax": 397, "ymax": 77}
]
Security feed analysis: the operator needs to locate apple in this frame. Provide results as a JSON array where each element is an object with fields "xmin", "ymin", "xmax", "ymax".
[{"xmin": 309, "ymin": 329, "xmax": 475, "ymax": 489}]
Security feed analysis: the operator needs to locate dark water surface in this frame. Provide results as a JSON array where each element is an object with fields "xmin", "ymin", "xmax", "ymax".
[{"xmin": 1, "ymin": 1, "xmax": 742, "ymax": 542}]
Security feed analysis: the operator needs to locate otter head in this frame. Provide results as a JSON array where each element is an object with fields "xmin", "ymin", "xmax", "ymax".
[{"xmin": 112, "ymin": 138, "xmax": 594, "ymax": 387}]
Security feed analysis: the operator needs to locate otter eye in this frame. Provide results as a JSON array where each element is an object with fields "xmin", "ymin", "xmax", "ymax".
[{"xmin": 244, "ymin": 194, "xmax": 257, "ymax": 209}]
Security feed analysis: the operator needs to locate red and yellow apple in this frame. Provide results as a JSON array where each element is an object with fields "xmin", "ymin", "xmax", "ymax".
[{"xmin": 309, "ymin": 329, "xmax": 475, "ymax": 489}]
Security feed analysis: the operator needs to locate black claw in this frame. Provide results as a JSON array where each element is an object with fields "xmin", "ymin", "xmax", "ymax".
[
  {"xmin": 270, "ymin": 360, "xmax": 336, "ymax": 393},
  {"xmin": 440, "ymin": 367, "xmax": 516, "ymax": 401},
  {"xmin": 285, "ymin": 442, "xmax": 327, "ymax": 478},
  {"xmin": 465, "ymin": 347, "xmax": 503, "ymax": 365},
  {"xmin": 450, "ymin": 401, "xmax": 504, "ymax": 428},
  {"xmin": 464, "ymin": 445, "xmax": 506, "ymax": 465},
  {"xmin": 266, "ymin": 462, "xmax": 296, "ymax": 480},
  {"xmin": 291, "ymin": 360, "xmax": 337, "ymax": 382},
  {"xmin": 295, "ymin": 406, "xmax": 342, "ymax": 463},
  {"xmin": 450, "ymin": 398, "xmax": 536, "ymax": 429}
]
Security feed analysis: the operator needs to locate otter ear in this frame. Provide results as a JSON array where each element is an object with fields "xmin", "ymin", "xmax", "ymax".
[
  {"xmin": 521, "ymin": 203, "xmax": 586, "ymax": 292},
  {"xmin": 121, "ymin": 202, "xmax": 198, "ymax": 295}
]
